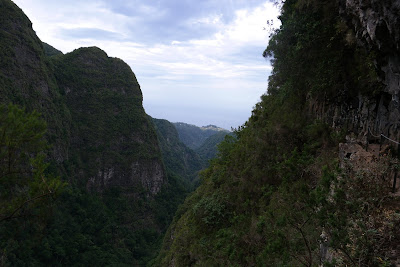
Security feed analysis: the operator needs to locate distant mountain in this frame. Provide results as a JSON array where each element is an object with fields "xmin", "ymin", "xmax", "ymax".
[
  {"xmin": 173, "ymin": 122, "xmax": 229, "ymax": 149},
  {"xmin": 156, "ymin": 0, "xmax": 400, "ymax": 266},
  {"xmin": 195, "ymin": 131, "xmax": 233, "ymax": 163},
  {"xmin": 153, "ymin": 118, "xmax": 204, "ymax": 184}
]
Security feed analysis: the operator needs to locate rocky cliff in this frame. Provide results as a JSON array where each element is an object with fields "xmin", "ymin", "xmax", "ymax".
[
  {"xmin": 153, "ymin": 118, "xmax": 203, "ymax": 184},
  {"xmin": 0, "ymin": 0, "xmax": 71, "ymax": 164},
  {"xmin": 0, "ymin": 0, "xmax": 166, "ymax": 195},
  {"xmin": 311, "ymin": 0, "xmax": 400, "ymax": 145},
  {"xmin": 155, "ymin": 0, "xmax": 400, "ymax": 265},
  {"xmin": 53, "ymin": 47, "xmax": 166, "ymax": 194},
  {"xmin": 0, "ymin": 1, "xmax": 183, "ymax": 264}
]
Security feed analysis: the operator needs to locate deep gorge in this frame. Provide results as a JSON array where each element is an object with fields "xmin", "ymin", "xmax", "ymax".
[{"xmin": 1, "ymin": 0, "xmax": 400, "ymax": 266}]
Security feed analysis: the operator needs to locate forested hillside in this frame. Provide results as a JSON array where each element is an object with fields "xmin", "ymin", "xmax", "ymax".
[
  {"xmin": 152, "ymin": 118, "xmax": 204, "ymax": 185},
  {"xmin": 2, "ymin": 0, "xmax": 400, "ymax": 266},
  {"xmin": 195, "ymin": 131, "xmax": 233, "ymax": 164},
  {"xmin": 156, "ymin": 0, "xmax": 400, "ymax": 266},
  {"xmin": 173, "ymin": 122, "xmax": 229, "ymax": 150},
  {"xmin": 0, "ymin": 0, "xmax": 191, "ymax": 265}
]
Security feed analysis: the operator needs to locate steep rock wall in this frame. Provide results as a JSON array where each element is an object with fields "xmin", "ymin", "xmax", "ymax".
[
  {"xmin": 0, "ymin": 0, "xmax": 71, "ymax": 164},
  {"xmin": 153, "ymin": 118, "xmax": 204, "ymax": 183},
  {"xmin": 311, "ymin": 0, "xmax": 400, "ymax": 144},
  {"xmin": 0, "ymin": 0, "xmax": 166, "ymax": 196},
  {"xmin": 341, "ymin": 0, "xmax": 400, "ymax": 95},
  {"xmin": 53, "ymin": 47, "xmax": 166, "ymax": 195}
]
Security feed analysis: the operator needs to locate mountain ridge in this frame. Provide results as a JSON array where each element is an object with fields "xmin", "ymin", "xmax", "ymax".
[
  {"xmin": 173, "ymin": 121, "xmax": 229, "ymax": 150},
  {"xmin": 0, "ymin": 1, "xmax": 186, "ymax": 264},
  {"xmin": 3, "ymin": 0, "xmax": 399, "ymax": 266},
  {"xmin": 155, "ymin": 0, "xmax": 400, "ymax": 266}
]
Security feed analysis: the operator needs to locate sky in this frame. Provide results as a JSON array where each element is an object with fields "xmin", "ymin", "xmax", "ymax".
[{"xmin": 13, "ymin": 0, "xmax": 280, "ymax": 130}]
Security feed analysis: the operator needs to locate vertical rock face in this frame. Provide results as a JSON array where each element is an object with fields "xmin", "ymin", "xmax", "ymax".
[
  {"xmin": 343, "ymin": 0, "xmax": 400, "ymax": 50},
  {"xmin": 53, "ymin": 47, "xmax": 166, "ymax": 195},
  {"xmin": 153, "ymin": 118, "xmax": 204, "ymax": 182},
  {"xmin": 0, "ymin": 0, "xmax": 166, "ymax": 196},
  {"xmin": 131, "ymin": 159, "xmax": 165, "ymax": 195},
  {"xmin": 310, "ymin": 0, "xmax": 400, "ymax": 143},
  {"xmin": 342, "ymin": 0, "xmax": 400, "ymax": 95},
  {"xmin": 87, "ymin": 158, "xmax": 165, "ymax": 195},
  {"xmin": 0, "ymin": 0, "xmax": 71, "ymax": 164}
]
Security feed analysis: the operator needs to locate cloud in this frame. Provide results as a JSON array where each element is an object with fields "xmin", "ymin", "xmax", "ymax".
[
  {"xmin": 98, "ymin": 0, "xmax": 276, "ymax": 44},
  {"xmin": 58, "ymin": 28, "xmax": 123, "ymax": 40},
  {"xmin": 12, "ymin": 0, "xmax": 280, "ymax": 129}
]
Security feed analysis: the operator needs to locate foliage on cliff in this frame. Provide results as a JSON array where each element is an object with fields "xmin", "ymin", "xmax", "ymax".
[
  {"xmin": 0, "ymin": 0, "xmax": 72, "ymax": 166},
  {"xmin": 156, "ymin": 0, "xmax": 398, "ymax": 266},
  {"xmin": 52, "ymin": 47, "xmax": 165, "ymax": 192},
  {"xmin": 42, "ymin": 42, "xmax": 63, "ymax": 57},
  {"xmin": 153, "ymin": 118, "xmax": 204, "ymax": 184},
  {"xmin": 0, "ymin": 0, "xmax": 192, "ymax": 265},
  {"xmin": 0, "ymin": 104, "xmax": 66, "ymax": 264},
  {"xmin": 195, "ymin": 131, "xmax": 233, "ymax": 164},
  {"xmin": 173, "ymin": 122, "xmax": 229, "ymax": 150}
]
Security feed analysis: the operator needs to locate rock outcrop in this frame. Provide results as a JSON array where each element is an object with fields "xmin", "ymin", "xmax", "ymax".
[
  {"xmin": 333, "ymin": 0, "xmax": 400, "ymax": 133},
  {"xmin": 309, "ymin": 1, "xmax": 400, "ymax": 146},
  {"xmin": 53, "ymin": 47, "xmax": 166, "ymax": 194},
  {"xmin": 0, "ymin": 0, "xmax": 166, "ymax": 196},
  {"xmin": 0, "ymin": 0, "xmax": 72, "ymax": 164},
  {"xmin": 341, "ymin": 0, "xmax": 400, "ymax": 94}
]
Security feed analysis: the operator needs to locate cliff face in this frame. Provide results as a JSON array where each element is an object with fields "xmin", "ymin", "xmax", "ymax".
[
  {"xmin": 342, "ymin": 0, "xmax": 399, "ymax": 50},
  {"xmin": 0, "ymin": 0, "xmax": 166, "ymax": 196},
  {"xmin": 0, "ymin": 1, "xmax": 176, "ymax": 263},
  {"xmin": 155, "ymin": 0, "xmax": 400, "ymax": 265},
  {"xmin": 344, "ymin": 0, "xmax": 400, "ymax": 139},
  {"xmin": 0, "ymin": 0, "xmax": 71, "ymax": 164},
  {"xmin": 153, "ymin": 118, "xmax": 203, "ymax": 184},
  {"xmin": 53, "ymin": 47, "xmax": 166, "ymax": 194},
  {"xmin": 312, "ymin": 0, "xmax": 400, "ymax": 144}
]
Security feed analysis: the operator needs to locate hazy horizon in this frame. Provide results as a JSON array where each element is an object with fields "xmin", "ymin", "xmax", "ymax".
[{"xmin": 13, "ymin": 0, "xmax": 280, "ymax": 129}]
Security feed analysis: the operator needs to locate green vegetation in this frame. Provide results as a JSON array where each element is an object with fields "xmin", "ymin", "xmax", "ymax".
[
  {"xmin": 154, "ymin": 119, "xmax": 230, "ymax": 187},
  {"xmin": 0, "ymin": 104, "xmax": 65, "ymax": 264},
  {"xmin": 1, "ymin": 175, "xmax": 188, "ymax": 266},
  {"xmin": 173, "ymin": 122, "xmax": 229, "ymax": 150},
  {"xmin": 195, "ymin": 131, "xmax": 232, "ymax": 164},
  {"xmin": 0, "ymin": 104, "xmax": 65, "ymax": 222},
  {"xmin": 1, "ymin": 0, "xmax": 398, "ymax": 265},
  {"xmin": 52, "ymin": 46, "xmax": 162, "ymax": 190},
  {"xmin": 42, "ymin": 42, "xmax": 63, "ymax": 57},
  {"xmin": 0, "ymin": 1, "xmax": 193, "ymax": 265},
  {"xmin": 156, "ymin": 0, "xmax": 398, "ymax": 266},
  {"xmin": 153, "ymin": 118, "xmax": 204, "ymax": 185},
  {"xmin": 0, "ymin": 0, "xmax": 72, "ymax": 174}
]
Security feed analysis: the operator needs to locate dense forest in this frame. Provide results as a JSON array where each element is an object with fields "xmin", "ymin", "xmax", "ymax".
[
  {"xmin": 1, "ymin": 0, "xmax": 400, "ymax": 266},
  {"xmin": 0, "ymin": 0, "xmax": 227, "ymax": 265},
  {"xmin": 156, "ymin": 0, "xmax": 400, "ymax": 266}
]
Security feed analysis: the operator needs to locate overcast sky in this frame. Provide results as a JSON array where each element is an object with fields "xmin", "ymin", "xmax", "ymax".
[{"xmin": 13, "ymin": 0, "xmax": 280, "ymax": 130}]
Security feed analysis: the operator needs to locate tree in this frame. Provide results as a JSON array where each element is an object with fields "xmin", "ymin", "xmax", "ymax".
[{"xmin": 0, "ymin": 104, "xmax": 65, "ymax": 222}]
